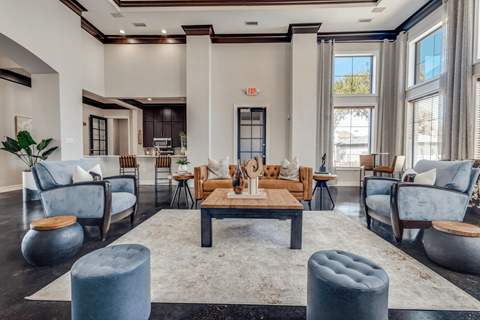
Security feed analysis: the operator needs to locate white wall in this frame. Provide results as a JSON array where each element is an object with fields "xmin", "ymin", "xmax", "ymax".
[
  {"xmin": 104, "ymin": 44, "xmax": 186, "ymax": 98},
  {"xmin": 0, "ymin": 80, "xmax": 33, "ymax": 189},
  {"xmin": 81, "ymin": 30, "xmax": 105, "ymax": 96},
  {"xmin": 211, "ymin": 43, "xmax": 291, "ymax": 164}
]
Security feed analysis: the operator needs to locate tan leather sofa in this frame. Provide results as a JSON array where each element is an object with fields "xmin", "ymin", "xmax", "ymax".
[{"xmin": 194, "ymin": 164, "xmax": 313, "ymax": 209}]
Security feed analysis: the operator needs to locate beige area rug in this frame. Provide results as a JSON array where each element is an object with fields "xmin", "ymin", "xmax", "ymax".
[{"xmin": 27, "ymin": 210, "xmax": 480, "ymax": 311}]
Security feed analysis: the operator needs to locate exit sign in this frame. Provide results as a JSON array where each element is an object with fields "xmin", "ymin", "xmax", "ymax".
[{"xmin": 245, "ymin": 88, "xmax": 259, "ymax": 95}]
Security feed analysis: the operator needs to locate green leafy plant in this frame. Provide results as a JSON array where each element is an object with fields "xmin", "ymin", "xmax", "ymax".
[
  {"xmin": 176, "ymin": 158, "xmax": 190, "ymax": 165},
  {"xmin": 1, "ymin": 131, "xmax": 58, "ymax": 170},
  {"xmin": 179, "ymin": 131, "xmax": 187, "ymax": 148}
]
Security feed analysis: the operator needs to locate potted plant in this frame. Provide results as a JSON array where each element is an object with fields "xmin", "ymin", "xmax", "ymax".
[
  {"xmin": 176, "ymin": 158, "xmax": 190, "ymax": 173},
  {"xmin": 179, "ymin": 131, "xmax": 187, "ymax": 155},
  {"xmin": 1, "ymin": 131, "xmax": 58, "ymax": 201}
]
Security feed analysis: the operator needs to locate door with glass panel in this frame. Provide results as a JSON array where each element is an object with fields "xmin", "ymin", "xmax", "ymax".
[
  {"xmin": 89, "ymin": 115, "xmax": 108, "ymax": 155},
  {"xmin": 238, "ymin": 108, "xmax": 266, "ymax": 165}
]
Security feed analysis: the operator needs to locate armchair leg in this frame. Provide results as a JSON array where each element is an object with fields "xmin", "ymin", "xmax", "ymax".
[
  {"xmin": 308, "ymin": 200, "xmax": 311, "ymax": 211},
  {"xmin": 365, "ymin": 207, "xmax": 371, "ymax": 227},
  {"xmin": 100, "ymin": 224, "xmax": 110, "ymax": 242}
]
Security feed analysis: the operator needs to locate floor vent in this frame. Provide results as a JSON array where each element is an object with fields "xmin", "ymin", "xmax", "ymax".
[
  {"xmin": 132, "ymin": 22, "xmax": 147, "ymax": 27},
  {"xmin": 110, "ymin": 12, "xmax": 124, "ymax": 18}
]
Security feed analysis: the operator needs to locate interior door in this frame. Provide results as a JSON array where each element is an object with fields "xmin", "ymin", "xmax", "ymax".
[
  {"xmin": 238, "ymin": 108, "xmax": 266, "ymax": 165},
  {"xmin": 90, "ymin": 115, "xmax": 108, "ymax": 155}
]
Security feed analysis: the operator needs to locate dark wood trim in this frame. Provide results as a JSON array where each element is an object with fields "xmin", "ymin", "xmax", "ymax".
[
  {"xmin": 213, "ymin": 33, "xmax": 291, "ymax": 43},
  {"xmin": 318, "ymin": 31, "xmax": 397, "ymax": 42},
  {"xmin": 116, "ymin": 0, "xmax": 377, "ymax": 7},
  {"xmin": 0, "ymin": 69, "xmax": 31, "ymax": 88},
  {"xmin": 104, "ymin": 35, "xmax": 186, "ymax": 44},
  {"xmin": 182, "ymin": 25, "xmax": 214, "ymax": 37},
  {"xmin": 83, "ymin": 96, "xmax": 128, "ymax": 110},
  {"xmin": 288, "ymin": 23, "xmax": 322, "ymax": 35},
  {"xmin": 81, "ymin": 18, "xmax": 105, "ymax": 43},
  {"xmin": 121, "ymin": 99, "xmax": 187, "ymax": 109},
  {"xmin": 395, "ymin": 0, "xmax": 442, "ymax": 33},
  {"xmin": 59, "ymin": 0, "xmax": 87, "ymax": 16}
]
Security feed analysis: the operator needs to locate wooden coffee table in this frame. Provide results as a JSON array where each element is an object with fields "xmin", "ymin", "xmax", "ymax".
[{"xmin": 200, "ymin": 188, "xmax": 304, "ymax": 249}]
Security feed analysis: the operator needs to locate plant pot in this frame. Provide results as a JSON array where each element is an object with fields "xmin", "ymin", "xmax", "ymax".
[
  {"xmin": 23, "ymin": 171, "xmax": 40, "ymax": 201},
  {"xmin": 178, "ymin": 164, "xmax": 188, "ymax": 172},
  {"xmin": 181, "ymin": 146, "xmax": 186, "ymax": 155}
]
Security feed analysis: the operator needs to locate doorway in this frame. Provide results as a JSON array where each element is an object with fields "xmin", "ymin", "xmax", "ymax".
[{"xmin": 237, "ymin": 108, "xmax": 266, "ymax": 165}]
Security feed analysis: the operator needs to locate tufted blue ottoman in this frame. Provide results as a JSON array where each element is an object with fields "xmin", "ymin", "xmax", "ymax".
[
  {"xmin": 71, "ymin": 244, "xmax": 151, "ymax": 320},
  {"xmin": 307, "ymin": 250, "xmax": 389, "ymax": 320}
]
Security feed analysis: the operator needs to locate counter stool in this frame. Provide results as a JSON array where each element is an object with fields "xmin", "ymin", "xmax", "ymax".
[
  {"xmin": 373, "ymin": 155, "xmax": 405, "ymax": 179},
  {"xmin": 155, "ymin": 155, "xmax": 172, "ymax": 192},
  {"xmin": 119, "ymin": 155, "xmax": 140, "ymax": 184}
]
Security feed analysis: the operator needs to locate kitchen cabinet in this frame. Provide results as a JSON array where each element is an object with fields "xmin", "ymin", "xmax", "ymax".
[{"xmin": 143, "ymin": 105, "xmax": 186, "ymax": 147}]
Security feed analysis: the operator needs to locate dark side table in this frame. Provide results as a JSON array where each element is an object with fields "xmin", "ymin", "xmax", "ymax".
[
  {"xmin": 312, "ymin": 174, "xmax": 337, "ymax": 210},
  {"xmin": 169, "ymin": 174, "xmax": 194, "ymax": 209}
]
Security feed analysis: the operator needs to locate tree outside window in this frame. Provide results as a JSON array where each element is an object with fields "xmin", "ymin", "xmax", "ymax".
[{"xmin": 334, "ymin": 56, "xmax": 373, "ymax": 94}]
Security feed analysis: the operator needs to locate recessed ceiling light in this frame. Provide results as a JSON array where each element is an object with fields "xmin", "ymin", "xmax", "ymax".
[
  {"xmin": 119, "ymin": 30, "xmax": 125, "ymax": 34},
  {"xmin": 147, "ymin": 98, "xmax": 152, "ymax": 101},
  {"xmin": 161, "ymin": 30, "xmax": 167, "ymax": 34}
]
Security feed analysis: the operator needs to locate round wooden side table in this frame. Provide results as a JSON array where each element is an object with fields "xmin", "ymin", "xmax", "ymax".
[
  {"xmin": 312, "ymin": 174, "xmax": 337, "ymax": 210},
  {"xmin": 168, "ymin": 174, "xmax": 194, "ymax": 209}
]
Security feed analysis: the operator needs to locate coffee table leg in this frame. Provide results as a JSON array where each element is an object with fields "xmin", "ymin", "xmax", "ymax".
[
  {"xmin": 201, "ymin": 209, "xmax": 212, "ymax": 247},
  {"xmin": 290, "ymin": 210, "xmax": 303, "ymax": 249}
]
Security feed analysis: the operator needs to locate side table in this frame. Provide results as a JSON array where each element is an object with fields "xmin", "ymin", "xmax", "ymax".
[
  {"xmin": 169, "ymin": 174, "xmax": 194, "ymax": 209},
  {"xmin": 312, "ymin": 174, "xmax": 337, "ymax": 210}
]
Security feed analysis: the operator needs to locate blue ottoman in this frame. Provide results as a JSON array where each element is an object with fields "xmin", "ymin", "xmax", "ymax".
[
  {"xmin": 71, "ymin": 244, "xmax": 151, "ymax": 320},
  {"xmin": 21, "ymin": 216, "xmax": 83, "ymax": 266},
  {"xmin": 307, "ymin": 250, "xmax": 389, "ymax": 320}
]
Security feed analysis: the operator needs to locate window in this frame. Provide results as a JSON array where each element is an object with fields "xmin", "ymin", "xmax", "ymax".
[
  {"xmin": 475, "ymin": 78, "xmax": 480, "ymax": 158},
  {"xmin": 334, "ymin": 56, "xmax": 373, "ymax": 94},
  {"xmin": 90, "ymin": 115, "xmax": 108, "ymax": 155},
  {"xmin": 415, "ymin": 28, "xmax": 442, "ymax": 84},
  {"xmin": 406, "ymin": 94, "xmax": 443, "ymax": 167},
  {"xmin": 237, "ymin": 108, "xmax": 266, "ymax": 164},
  {"xmin": 334, "ymin": 107, "xmax": 373, "ymax": 166}
]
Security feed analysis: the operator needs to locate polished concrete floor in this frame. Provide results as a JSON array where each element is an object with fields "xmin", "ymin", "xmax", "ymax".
[{"xmin": 1, "ymin": 185, "xmax": 480, "ymax": 319}]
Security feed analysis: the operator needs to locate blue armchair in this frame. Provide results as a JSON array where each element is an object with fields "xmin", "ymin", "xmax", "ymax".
[
  {"xmin": 363, "ymin": 160, "xmax": 480, "ymax": 243},
  {"xmin": 31, "ymin": 160, "xmax": 137, "ymax": 241}
]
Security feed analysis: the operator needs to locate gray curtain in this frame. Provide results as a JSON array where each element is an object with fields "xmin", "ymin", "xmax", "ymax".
[
  {"xmin": 316, "ymin": 40, "xmax": 337, "ymax": 178},
  {"xmin": 393, "ymin": 32, "xmax": 408, "ymax": 159},
  {"xmin": 440, "ymin": 0, "xmax": 475, "ymax": 160}
]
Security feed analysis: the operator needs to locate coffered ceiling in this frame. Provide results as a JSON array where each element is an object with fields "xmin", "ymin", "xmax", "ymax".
[{"xmin": 78, "ymin": 0, "xmax": 431, "ymax": 35}]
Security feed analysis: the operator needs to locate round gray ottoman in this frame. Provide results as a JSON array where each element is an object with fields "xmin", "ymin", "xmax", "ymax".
[
  {"xmin": 424, "ymin": 221, "xmax": 480, "ymax": 275},
  {"xmin": 71, "ymin": 244, "xmax": 151, "ymax": 320},
  {"xmin": 307, "ymin": 250, "xmax": 389, "ymax": 320}
]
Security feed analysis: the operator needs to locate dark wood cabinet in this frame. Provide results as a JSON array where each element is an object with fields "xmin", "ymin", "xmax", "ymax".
[{"xmin": 143, "ymin": 105, "xmax": 186, "ymax": 147}]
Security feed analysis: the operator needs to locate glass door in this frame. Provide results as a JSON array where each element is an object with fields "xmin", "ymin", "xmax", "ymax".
[
  {"xmin": 90, "ymin": 115, "xmax": 108, "ymax": 155},
  {"xmin": 238, "ymin": 108, "xmax": 266, "ymax": 164}
]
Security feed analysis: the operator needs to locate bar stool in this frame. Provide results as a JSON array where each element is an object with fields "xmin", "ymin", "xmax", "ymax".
[
  {"xmin": 359, "ymin": 154, "xmax": 374, "ymax": 188},
  {"xmin": 373, "ymin": 155, "xmax": 405, "ymax": 178},
  {"xmin": 155, "ymin": 155, "xmax": 172, "ymax": 192},
  {"xmin": 119, "ymin": 155, "xmax": 140, "ymax": 183}
]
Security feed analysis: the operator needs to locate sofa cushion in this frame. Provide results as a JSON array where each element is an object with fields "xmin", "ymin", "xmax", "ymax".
[
  {"xmin": 35, "ymin": 160, "xmax": 91, "ymax": 191},
  {"xmin": 414, "ymin": 160, "xmax": 473, "ymax": 193},
  {"xmin": 365, "ymin": 195, "xmax": 390, "ymax": 217},
  {"xmin": 112, "ymin": 192, "xmax": 137, "ymax": 215},
  {"xmin": 203, "ymin": 179, "xmax": 233, "ymax": 192},
  {"xmin": 259, "ymin": 179, "xmax": 304, "ymax": 192},
  {"xmin": 207, "ymin": 156, "xmax": 231, "ymax": 180}
]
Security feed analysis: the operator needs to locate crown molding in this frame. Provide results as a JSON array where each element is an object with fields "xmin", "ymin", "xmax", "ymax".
[
  {"xmin": 395, "ymin": 0, "xmax": 442, "ymax": 33},
  {"xmin": 59, "ymin": 0, "xmax": 87, "ymax": 16},
  {"xmin": 317, "ymin": 31, "xmax": 397, "ymax": 42},
  {"xmin": 213, "ymin": 33, "xmax": 291, "ymax": 43},
  {"xmin": 182, "ymin": 25, "xmax": 214, "ymax": 37},
  {"xmin": 104, "ymin": 35, "xmax": 186, "ymax": 44},
  {"xmin": 0, "ymin": 69, "xmax": 31, "ymax": 88},
  {"xmin": 120, "ymin": 99, "xmax": 186, "ymax": 109},
  {"xmin": 83, "ymin": 97, "xmax": 128, "ymax": 110},
  {"xmin": 81, "ymin": 18, "xmax": 105, "ymax": 43},
  {"xmin": 114, "ymin": 0, "xmax": 378, "ymax": 7},
  {"xmin": 289, "ymin": 23, "xmax": 322, "ymax": 34}
]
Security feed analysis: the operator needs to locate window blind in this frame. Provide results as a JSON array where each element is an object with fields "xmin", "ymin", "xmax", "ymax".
[{"xmin": 406, "ymin": 93, "xmax": 443, "ymax": 167}]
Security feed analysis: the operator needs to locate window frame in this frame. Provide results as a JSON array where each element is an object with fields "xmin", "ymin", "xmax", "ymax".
[
  {"xmin": 414, "ymin": 27, "xmax": 442, "ymax": 85},
  {"xmin": 334, "ymin": 54, "xmax": 376, "ymax": 96},
  {"xmin": 89, "ymin": 115, "xmax": 108, "ymax": 156}
]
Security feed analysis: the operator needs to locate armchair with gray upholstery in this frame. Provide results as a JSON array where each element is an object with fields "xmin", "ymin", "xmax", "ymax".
[
  {"xmin": 31, "ymin": 160, "xmax": 137, "ymax": 241},
  {"xmin": 363, "ymin": 160, "xmax": 480, "ymax": 243}
]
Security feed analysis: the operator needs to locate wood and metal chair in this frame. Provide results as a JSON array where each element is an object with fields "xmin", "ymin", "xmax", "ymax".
[
  {"xmin": 373, "ymin": 155, "xmax": 405, "ymax": 179},
  {"xmin": 119, "ymin": 155, "xmax": 140, "ymax": 183},
  {"xmin": 359, "ymin": 154, "xmax": 374, "ymax": 188},
  {"xmin": 155, "ymin": 155, "xmax": 172, "ymax": 192}
]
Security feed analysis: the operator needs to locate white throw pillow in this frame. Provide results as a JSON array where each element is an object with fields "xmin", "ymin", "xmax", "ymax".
[
  {"xmin": 278, "ymin": 157, "xmax": 300, "ymax": 181},
  {"xmin": 73, "ymin": 164, "xmax": 103, "ymax": 183},
  {"xmin": 207, "ymin": 156, "xmax": 231, "ymax": 180},
  {"xmin": 402, "ymin": 168, "xmax": 436, "ymax": 185}
]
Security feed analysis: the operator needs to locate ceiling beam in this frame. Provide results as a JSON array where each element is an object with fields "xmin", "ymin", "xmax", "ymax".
[
  {"xmin": 0, "ymin": 69, "xmax": 31, "ymax": 87},
  {"xmin": 114, "ymin": 0, "xmax": 378, "ymax": 7},
  {"xmin": 59, "ymin": 0, "xmax": 87, "ymax": 17},
  {"xmin": 317, "ymin": 31, "xmax": 397, "ymax": 42},
  {"xmin": 82, "ymin": 96, "xmax": 128, "ymax": 110}
]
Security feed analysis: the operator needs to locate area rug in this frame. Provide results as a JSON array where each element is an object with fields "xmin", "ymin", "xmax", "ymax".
[{"xmin": 27, "ymin": 210, "xmax": 480, "ymax": 311}]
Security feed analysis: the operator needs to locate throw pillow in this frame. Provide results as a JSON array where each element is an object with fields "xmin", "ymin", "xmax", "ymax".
[
  {"xmin": 73, "ymin": 164, "xmax": 103, "ymax": 183},
  {"xmin": 402, "ymin": 168, "xmax": 436, "ymax": 185},
  {"xmin": 278, "ymin": 157, "xmax": 300, "ymax": 181},
  {"xmin": 207, "ymin": 156, "xmax": 231, "ymax": 180}
]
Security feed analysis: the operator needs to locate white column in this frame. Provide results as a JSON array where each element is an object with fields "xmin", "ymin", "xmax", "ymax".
[
  {"xmin": 186, "ymin": 35, "xmax": 212, "ymax": 169},
  {"xmin": 291, "ymin": 33, "xmax": 318, "ymax": 169}
]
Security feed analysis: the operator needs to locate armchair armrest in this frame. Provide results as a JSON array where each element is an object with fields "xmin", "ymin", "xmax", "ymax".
[
  {"xmin": 299, "ymin": 166, "xmax": 313, "ymax": 201},
  {"xmin": 364, "ymin": 176, "xmax": 400, "ymax": 198},
  {"xmin": 40, "ymin": 181, "xmax": 112, "ymax": 220},
  {"xmin": 104, "ymin": 175, "xmax": 137, "ymax": 195},
  {"xmin": 391, "ymin": 183, "xmax": 469, "ymax": 222},
  {"xmin": 194, "ymin": 165, "xmax": 208, "ymax": 200}
]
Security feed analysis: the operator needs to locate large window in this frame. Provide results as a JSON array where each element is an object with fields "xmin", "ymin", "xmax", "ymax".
[
  {"xmin": 334, "ymin": 56, "xmax": 373, "ymax": 94},
  {"xmin": 406, "ymin": 94, "xmax": 443, "ymax": 167},
  {"xmin": 415, "ymin": 28, "xmax": 442, "ymax": 84},
  {"xmin": 89, "ymin": 115, "xmax": 108, "ymax": 155},
  {"xmin": 237, "ymin": 108, "xmax": 266, "ymax": 165},
  {"xmin": 334, "ymin": 107, "xmax": 373, "ymax": 166}
]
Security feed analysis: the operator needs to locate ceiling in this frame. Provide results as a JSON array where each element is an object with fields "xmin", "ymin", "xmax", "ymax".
[{"xmin": 79, "ymin": 0, "xmax": 431, "ymax": 36}]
